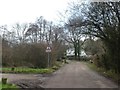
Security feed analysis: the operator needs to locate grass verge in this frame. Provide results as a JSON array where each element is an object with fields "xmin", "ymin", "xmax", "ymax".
[
  {"xmin": 1, "ymin": 61, "xmax": 65, "ymax": 74},
  {"xmin": 1, "ymin": 67, "xmax": 54, "ymax": 74},
  {"xmin": 84, "ymin": 61, "xmax": 120, "ymax": 84},
  {"xmin": 0, "ymin": 83, "xmax": 19, "ymax": 90}
]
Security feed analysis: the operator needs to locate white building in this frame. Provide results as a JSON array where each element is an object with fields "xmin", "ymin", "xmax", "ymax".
[
  {"xmin": 66, "ymin": 48, "xmax": 74, "ymax": 56},
  {"xmin": 66, "ymin": 48, "xmax": 87, "ymax": 57}
]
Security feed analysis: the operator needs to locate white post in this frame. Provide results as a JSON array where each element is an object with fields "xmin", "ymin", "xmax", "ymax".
[
  {"xmin": 48, "ymin": 52, "xmax": 50, "ymax": 67},
  {"xmin": 46, "ymin": 46, "xmax": 51, "ymax": 68}
]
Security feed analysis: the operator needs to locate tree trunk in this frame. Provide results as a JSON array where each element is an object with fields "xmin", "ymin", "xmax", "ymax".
[
  {"xmin": 74, "ymin": 43, "xmax": 77, "ymax": 60},
  {"xmin": 77, "ymin": 40, "xmax": 80, "ymax": 60}
]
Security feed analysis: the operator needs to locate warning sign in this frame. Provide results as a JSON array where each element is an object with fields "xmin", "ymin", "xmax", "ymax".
[{"xmin": 46, "ymin": 46, "xmax": 51, "ymax": 52}]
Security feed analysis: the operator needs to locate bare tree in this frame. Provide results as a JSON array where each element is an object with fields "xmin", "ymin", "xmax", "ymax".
[
  {"xmin": 67, "ymin": 1, "xmax": 120, "ymax": 72},
  {"xmin": 64, "ymin": 16, "xmax": 86, "ymax": 60}
]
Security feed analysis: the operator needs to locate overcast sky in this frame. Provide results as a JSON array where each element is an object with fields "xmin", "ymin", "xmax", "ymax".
[{"xmin": 0, "ymin": 0, "xmax": 74, "ymax": 26}]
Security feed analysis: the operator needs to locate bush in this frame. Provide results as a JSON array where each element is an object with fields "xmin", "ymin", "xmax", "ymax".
[
  {"xmin": 2, "ymin": 39, "xmax": 67, "ymax": 68},
  {"xmin": 52, "ymin": 66, "xmax": 59, "ymax": 70},
  {"xmin": 92, "ymin": 53, "xmax": 111, "ymax": 71},
  {"xmin": 2, "ymin": 43, "xmax": 48, "ymax": 68}
]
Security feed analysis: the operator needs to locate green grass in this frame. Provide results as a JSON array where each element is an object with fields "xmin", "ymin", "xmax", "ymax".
[
  {"xmin": 84, "ymin": 61, "xmax": 120, "ymax": 83},
  {"xmin": 0, "ymin": 83, "xmax": 19, "ymax": 90},
  {"xmin": 1, "ymin": 61, "xmax": 65, "ymax": 74},
  {"xmin": 1, "ymin": 67, "xmax": 54, "ymax": 74},
  {"xmin": 1, "ymin": 60, "xmax": 66, "ymax": 74}
]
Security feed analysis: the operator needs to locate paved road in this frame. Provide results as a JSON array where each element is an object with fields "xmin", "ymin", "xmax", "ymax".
[
  {"xmin": 1, "ymin": 73, "xmax": 52, "ymax": 88},
  {"xmin": 45, "ymin": 61, "xmax": 118, "ymax": 88},
  {"xmin": 2, "ymin": 73, "xmax": 38, "ymax": 82},
  {"xmin": 1, "ymin": 61, "xmax": 119, "ymax": 88}
]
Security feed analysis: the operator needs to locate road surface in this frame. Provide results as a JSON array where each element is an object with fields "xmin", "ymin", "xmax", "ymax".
[
  {"xmin": 1, "ymin": 61, "xmax": 119, "ymax": 88},
  {"xmin": 45, "ymin": 61, "xmax": 118, "ymax": 88}
]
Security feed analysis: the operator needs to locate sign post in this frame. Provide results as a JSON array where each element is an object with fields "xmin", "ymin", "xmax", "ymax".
[{"xmin": 46, "ymin": 46, "xmax": 51, "ymax": 67}]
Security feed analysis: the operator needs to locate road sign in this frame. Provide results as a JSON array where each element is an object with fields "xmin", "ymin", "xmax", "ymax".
[
  {"xmin": 46, "ymin": 49, "xmax": 51, "ymax": 52},
  {"xmin": 46, "ymin": 46, "xmax": 51, "ymax": 67},
  {"xmin": 46, "ymin": 46, "xmax": 51, "ymax": 52}
]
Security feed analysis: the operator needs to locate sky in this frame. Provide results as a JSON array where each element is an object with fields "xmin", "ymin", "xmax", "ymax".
[
  {"xmin": 1, "ymin": 0, "xmax": 114, "ymax": 26},
  {"xmin": 0, "ymin": 0, "xmax": 74, "ymax": 26}
]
